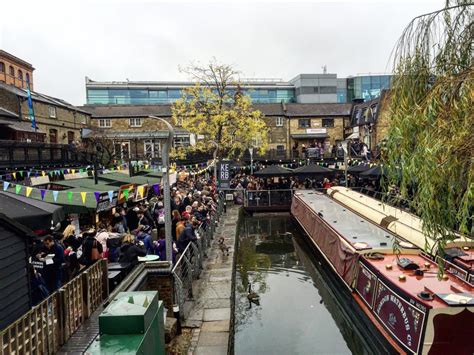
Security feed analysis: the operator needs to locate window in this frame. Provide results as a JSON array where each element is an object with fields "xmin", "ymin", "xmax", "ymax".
[
  {"xmin": 298, "ymin": 119, "xmax": 311, "ymax": 128},
  {"xmin": 173, "ymin": 136, "xmax": 190, "ymax": 148},
  {"xmin": 99, "ymin": 119, "xmax": 112, "ymax": 128},
  {"xmin": 9, "ymin": 66, "xmax": 14, "ymax": 76},
  {"xmin": 275, "ymin": 117, "xmax": 284, "ymax": 127},
  {"xmin": 322, "ymin": 118, "xmax": 334, "ymax": 128},
  {"xmin": 48, "ymin": 106, "xmax": 56, "ymax": 118},
  {"xmin": 25, "ymin": 73, "xmax": 30, "ymax": 83},
  {"xmin": 129, "ymin": 118, "xmax": 142, "ymax": 127},
  {"xmin": 144, "ymin": 140, "xmax": 161, "ymax": 158},
  {"xmin": 67, "ymin": 131, "xmax": 75, "ymax": 145},
  {"xmin": 18, "ymin": 70, "xmax": 23, "ymax": 81},
  {"xmin": 49, "ymin": 129, "xmax": 57, "ymax": 144},
  {"xmin": 0, "ymin": 62, "xmax": 4, "ymax": 72}
]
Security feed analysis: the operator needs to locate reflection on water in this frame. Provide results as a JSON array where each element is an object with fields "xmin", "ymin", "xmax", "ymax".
[{"xmin": 234, "ymin": 214, "xmax": 369, "ymax": 355}]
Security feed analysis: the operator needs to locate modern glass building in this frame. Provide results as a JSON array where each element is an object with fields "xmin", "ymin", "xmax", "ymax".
[
  {"xmin": 85, "ymin": 74, "xmax": 392, "ymax": 105},
  {"xmin": 345, "ymin": 75, "xmax": 392, "ymax": 102}
]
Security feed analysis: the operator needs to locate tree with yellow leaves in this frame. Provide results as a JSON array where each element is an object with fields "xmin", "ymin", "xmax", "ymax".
[{"xmin": 172, "ymin": 60, "xmax": 268, "ymax": 159}]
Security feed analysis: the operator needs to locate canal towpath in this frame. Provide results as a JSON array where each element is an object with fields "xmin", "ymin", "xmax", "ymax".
[{"xmin": 184, "ymin": 205, "xmax": 239, "ymax": 355}]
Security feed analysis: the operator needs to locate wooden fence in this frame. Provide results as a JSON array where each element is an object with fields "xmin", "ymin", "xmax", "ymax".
[{"xmin": 0, "ymin": 260, "xmax": 108, "ymax": 355}]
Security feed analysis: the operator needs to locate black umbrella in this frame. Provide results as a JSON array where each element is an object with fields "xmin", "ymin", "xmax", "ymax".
[
  {"xmin": 293, "ymin": 164, "xmax": 333, "ymax": 176},
  {"xmin": 254, "ymin": 165, "xmax": 293, "ymax": 177},
  {"xmin": 348, "ymin": 163, "xmax": 371, "ymax": 174},
  {"xmin": 360, "ymin": 165, "xmax": 385, "ymax": 177}
]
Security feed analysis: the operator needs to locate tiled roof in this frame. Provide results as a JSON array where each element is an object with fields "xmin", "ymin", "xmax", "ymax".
[
  {"xmin": 0, "ymin": 107, "xmax": 19, "ymax": 119},
  {"xmin": 0, "ymin": 83, "xmax": 90, "ymax": 115},
  {"xmin": 0, "ymin": 118, "xmax": 45, "ymax": 133}
]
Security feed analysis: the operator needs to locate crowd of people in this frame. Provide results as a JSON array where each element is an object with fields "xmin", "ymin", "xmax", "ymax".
[{"xmin": 30, "ymin": 175, "xmax": 220, "ymax": 305}]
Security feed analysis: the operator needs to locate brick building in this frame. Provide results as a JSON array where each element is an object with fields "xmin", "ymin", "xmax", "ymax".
[
  {"xmin": 0, "ymin": 83, "xmax": 90, "ymax": 144},
  {"xmin": 0, "ymin": 50, "xmax": 34, "ymax": 90},
  {"xmin": 82, "ymin": 102, "xmax": 351, "ymax": 161}
]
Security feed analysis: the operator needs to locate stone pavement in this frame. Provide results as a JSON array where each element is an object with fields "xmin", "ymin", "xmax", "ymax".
[{"xmin": 185, "ymin": 206, "xmax": 239, "ymax": 355}]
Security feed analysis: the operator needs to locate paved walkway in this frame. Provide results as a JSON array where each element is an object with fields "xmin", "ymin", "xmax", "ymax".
[{"xmin": 185, "ymin": 206, "xmax": 239, "ymax": 355}]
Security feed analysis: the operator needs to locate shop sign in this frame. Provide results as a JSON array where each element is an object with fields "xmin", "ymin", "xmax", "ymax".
[
  {"xmin": 29, "ymin": 175, "xmax": 50, "ymax": 186},
  {"xmin": 134, "ymin": 184, "xmax": 149, "ymax": 202},
  {"xmin": 355, "ymin": 262, "xmax": 377, "ymax": 308},
  {"xmin": 96, "ymin": 191, "xmax": 118, "ymax": 213},
  {"xmin": 118, "ymin": 183, "xmax": 136, "ymax": 204},
  {"xmin": 373, "ymin": 280, "xmax": 425, "ymax": 354},
  {"xmin": 306, "ymin": 128, "xmax": 327, "ymax": 134},
  {"xmin": 64, "ymin": 171, "xmax": 89, "ymax": 180}
]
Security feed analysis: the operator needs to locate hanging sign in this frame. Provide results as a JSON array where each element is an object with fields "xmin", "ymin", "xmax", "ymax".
[
  {"xmin": 29, "ymin": 175, "xmax": 50, "ymax": 186},
  {"xmin": 217, "ymin": 160, "xmax": 232, "ymax": 189}
]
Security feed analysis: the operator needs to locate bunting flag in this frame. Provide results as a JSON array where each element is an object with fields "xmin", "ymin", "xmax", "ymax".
[
  {"xmin": 53, "ymin": 190, "xmax": 59, "ymax": 202},
  {"xmin": 42, "ymin": 171, "xmax": 46, "ymax": 177},
  {"xmin": 40, "ymin": 189, "xmax": 46, "ymax": 200},
  {"xmin": 26, "ymin": 187, "xmax": 33, "ymax": 197},
  {"xmin": 15, "ymin": 185, "xmax": 21, "ymax": 194},
  {"xmin": 71, "ymin": 169, "xmax": 76, "ymax": 174},
  {"xmin": 153, "ymin": 184, "xmax": 160, "ymax": 195},
  {"xmin": 3, "ymin": 181, "xmax": 10, "ymax": 191},
  {"xmin": 94, "ymin": 191, "xmax": 101, "ymax": 202},
  {"xmin": 67, "ymin": 191, "xmax": 73, "ymax": 202},
  {"xmin": 27, "ymin": 171, "xmax": 31, "ymax": 178},
  {"xmin": 123, "ymin": 188, "xmax": 129, "ymax": 200},
  {"xmin": 108, "ymin": 190, "xmax": 114, "ymax": 202},
  {"xmin": 19, "ymin": 171, "xmax": 23, "ymax": 178},
  {"xmin": 12, "ymin": 172, "xmax": 16, "ymax": 180},
  {"xmin": 137, "ymin": 185, "xmax": 144, "ymax": 198},
  {"xmin": 80, "ymin": 192, "xmax": 87, "ymax": 204},
  {"xmin": 144, "ymin": 164, "xmax": 149, "ymax": 170}
]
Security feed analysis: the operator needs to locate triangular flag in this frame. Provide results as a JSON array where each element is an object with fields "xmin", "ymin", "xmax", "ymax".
[
  {"xmin": 153, "ymin": 184, "xmax": 159, "ymax": 195},
  {"xmin": 53, "ymin": 190, "xmax": 59, "ymax": 202},
  {"xmin": 26, "ymin": 187, "xmax": 33, "ymax": 197},
  {"xmin": 15, "ymin": 185, "xmax": 21, "ymax": 194},
  {"xmin": 123, "ymin": 188, "xmax": 129, "ymax": 200},
  {"xmin": 80, "ymin": 192, "xmax": 87, "ymax": 204},
  {"xmin": 40, "ymin": 189, "xmax": 46, "ymax": 200},
  {"xmin": 67, "ymin": 191, "xmax": 73, "ymax": 202},
  {"xmin": 27, "ymin": 171, "xmax": 31, "ymax": 178},
  {"xmin": 137, "ymin": 185, "xmax": 144, "ymax": 198},
  {"xmin": 12, "ymin": 172, "xmax": 16, "ymax": 180},
  {"xmin": 3, "ymin": 181, "xmax": 10, "ymax": 191},
  {"xmin": 144, "ymin": 164, "xmax": 149, "ymax": 170},
  {"xmin": 108, "ymin": 190, "xmax": 114, "ymax": 202},
  {"xmin": 94, "ymin": 191, "xmax": 101, "ymax": 202},
  {"xmin": 18, "ymin": 171, "xmax": 23, "ymax": 177},
  {"xmin": 71, "ymin": 169, "xmax": 76, "ymax": 174},
  {"xmin": 41, "ymin": 171, "xmax": 46, "ymax": 177}
]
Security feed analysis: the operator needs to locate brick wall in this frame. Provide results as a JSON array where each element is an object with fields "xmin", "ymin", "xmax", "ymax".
[
  {"xmin": 140, "ymin": 274, "xmax": 175, "ymax": 316},
  {"xmin": 0, "ymin": 54, "xmax": 34, "ymax": 90},
  {"xmin": 289, "ymin": 116, "xmax": 346, "ymax": 146},
  {"xmin": 0, "ymin": 88, "xmax": 19, "ymax": 113}
]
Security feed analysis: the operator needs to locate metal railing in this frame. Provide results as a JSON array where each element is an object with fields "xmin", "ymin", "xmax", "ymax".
[
  {"xmin": 0, "ymin": 259, "xmax": 108, "ymax": 355},
  {"xmin": 171, "ymin": 199, "xmax": 223, "ymax": 318},
  {"xmin": 244, "ymin": 189, "xmax": 294, "ymax": 208}
]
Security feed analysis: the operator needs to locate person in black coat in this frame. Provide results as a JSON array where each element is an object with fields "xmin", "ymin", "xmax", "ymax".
[
  {"xmin": 79, "ymin": 229, "xmax": 103, "ymax": 267},
  {"xmin": 37, "ymin": 235, "xmax": 64, "ymax": 292},
  {"xmin": 126, "ymin": 207, "xmax": 140, "ymax": 232},
  {"xmin": 119, "ymin": 234, "xmax": 146, "ymax": 265},
  {"xmin": 177, "ymin": 221, "xmax": 199, "ymax": 253}
]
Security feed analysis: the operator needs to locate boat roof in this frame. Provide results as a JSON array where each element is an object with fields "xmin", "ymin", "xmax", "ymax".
[
  {"xmin": 366, "ymin": 254, "xmax": 473, "ymax": 309},
  {"xmin": 295, "ymin": 190, "xmax": 397, "ymax": 252}
]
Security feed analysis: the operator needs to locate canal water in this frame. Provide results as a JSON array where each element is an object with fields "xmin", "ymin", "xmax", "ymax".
[{"xmin": 234, "ymin": 214, "xmax": 371, "ymax": 355}]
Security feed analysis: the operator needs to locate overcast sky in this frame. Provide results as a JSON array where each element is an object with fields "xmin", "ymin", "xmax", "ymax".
[{"xmin": 1, "ymin": 0, "xmax": 443, "ymax": 105}]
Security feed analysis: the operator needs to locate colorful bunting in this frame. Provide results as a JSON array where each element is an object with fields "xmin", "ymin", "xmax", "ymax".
[
  {"xmin": 108, "ymin": 190, "xmax": 114, "ymax": 202},
  {"xmin": 153, "ymin": 184, "xmax": 160, "ymax": 195},
  {"xmin": 27, "ymin": 171, "xmax": 31, "ymax": 178},
  {"xmin": 12, "ymin": 172, "xmax": 16, "ymax": 180},
  {"xmin": 26, "ymin": 187, "xmax": 33, "ymax": 197},
  {"xmin": 123, "ymin": 188, "xmax": 129, "ymax": 200},
  {"xmin": 3, "ymin": 181, "xmax": 10, "ymax": 191},
  {"xmin": 15, "ymin": 185, "xmax": 21, "ymax": 194},
  {"xmin": 80, "ymin": 192, "xmax": 87, "ymax": 204},
  {"xmin": 94, "ymin": 191, "xmax": 101, "ymax": 202},
  {"xmin": 67, "ymin": 191, "xmax": 73, "ymax": 202},
  {"xmin": 40, "ymin": 189, "xmax": 46, "ymax": 200},
  {"xmin": 53, "ymin": 190, "xmax": 59, "ymax": 202}
]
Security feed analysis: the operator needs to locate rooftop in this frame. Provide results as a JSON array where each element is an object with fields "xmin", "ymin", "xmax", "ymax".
[{"xmin": 0, "ymin": 50, "xmax": 35, "ymax": 70}]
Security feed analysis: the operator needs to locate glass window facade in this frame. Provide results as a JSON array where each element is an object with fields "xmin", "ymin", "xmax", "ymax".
[
  {"xmin": 346, "ymin": 75, "xmax": 392, "ymax": 102},
  {"xmin": 87, "ymin": 87, "xmax": 296, "ymax": 105}
]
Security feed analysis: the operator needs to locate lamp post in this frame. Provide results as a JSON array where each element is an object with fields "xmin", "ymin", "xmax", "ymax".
[
  {"xmin": 249, "ymin": 147, "xmax": 254, "ymax": 175},
  {"xmin": 149, "ymin": 116, "xmax": 175, "ymax": 265},
  {"xmin": 341, "ymin": 140, "xmax": 349, "ymax": 188},
  {"xmin": 209, "ymin": 140, "xmax": 218, "ymax": 188}
]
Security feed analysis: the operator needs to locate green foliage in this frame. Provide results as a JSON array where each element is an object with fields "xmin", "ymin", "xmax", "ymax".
[
  {"xmin": 172, "ymin": 60, "xmax": 269, "ymax": 159},
  {"xmin": 383, "ymin": 1, "xmax": 473, "ymax": 264}
]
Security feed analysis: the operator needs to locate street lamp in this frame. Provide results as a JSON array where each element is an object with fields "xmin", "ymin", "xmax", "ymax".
[
  {"xmin": 341, "ymin": 140, "xmax": 349, "ymax": 188},
  {"xmin": 209, "ymin": 140, "xmax": 218, "ymax": 188},
  {"xmin": 249, "ymin": 147, "xmax": 254, "ymax": 175},
  {"xmin": 149, "ymin": 116, "xmax": 175, "ymax": 265}
]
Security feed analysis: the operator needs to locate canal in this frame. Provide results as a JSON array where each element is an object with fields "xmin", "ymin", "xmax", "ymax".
[{"xmin": 234, "ymin": 214, "xmax": 373, "ymax": 355}]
